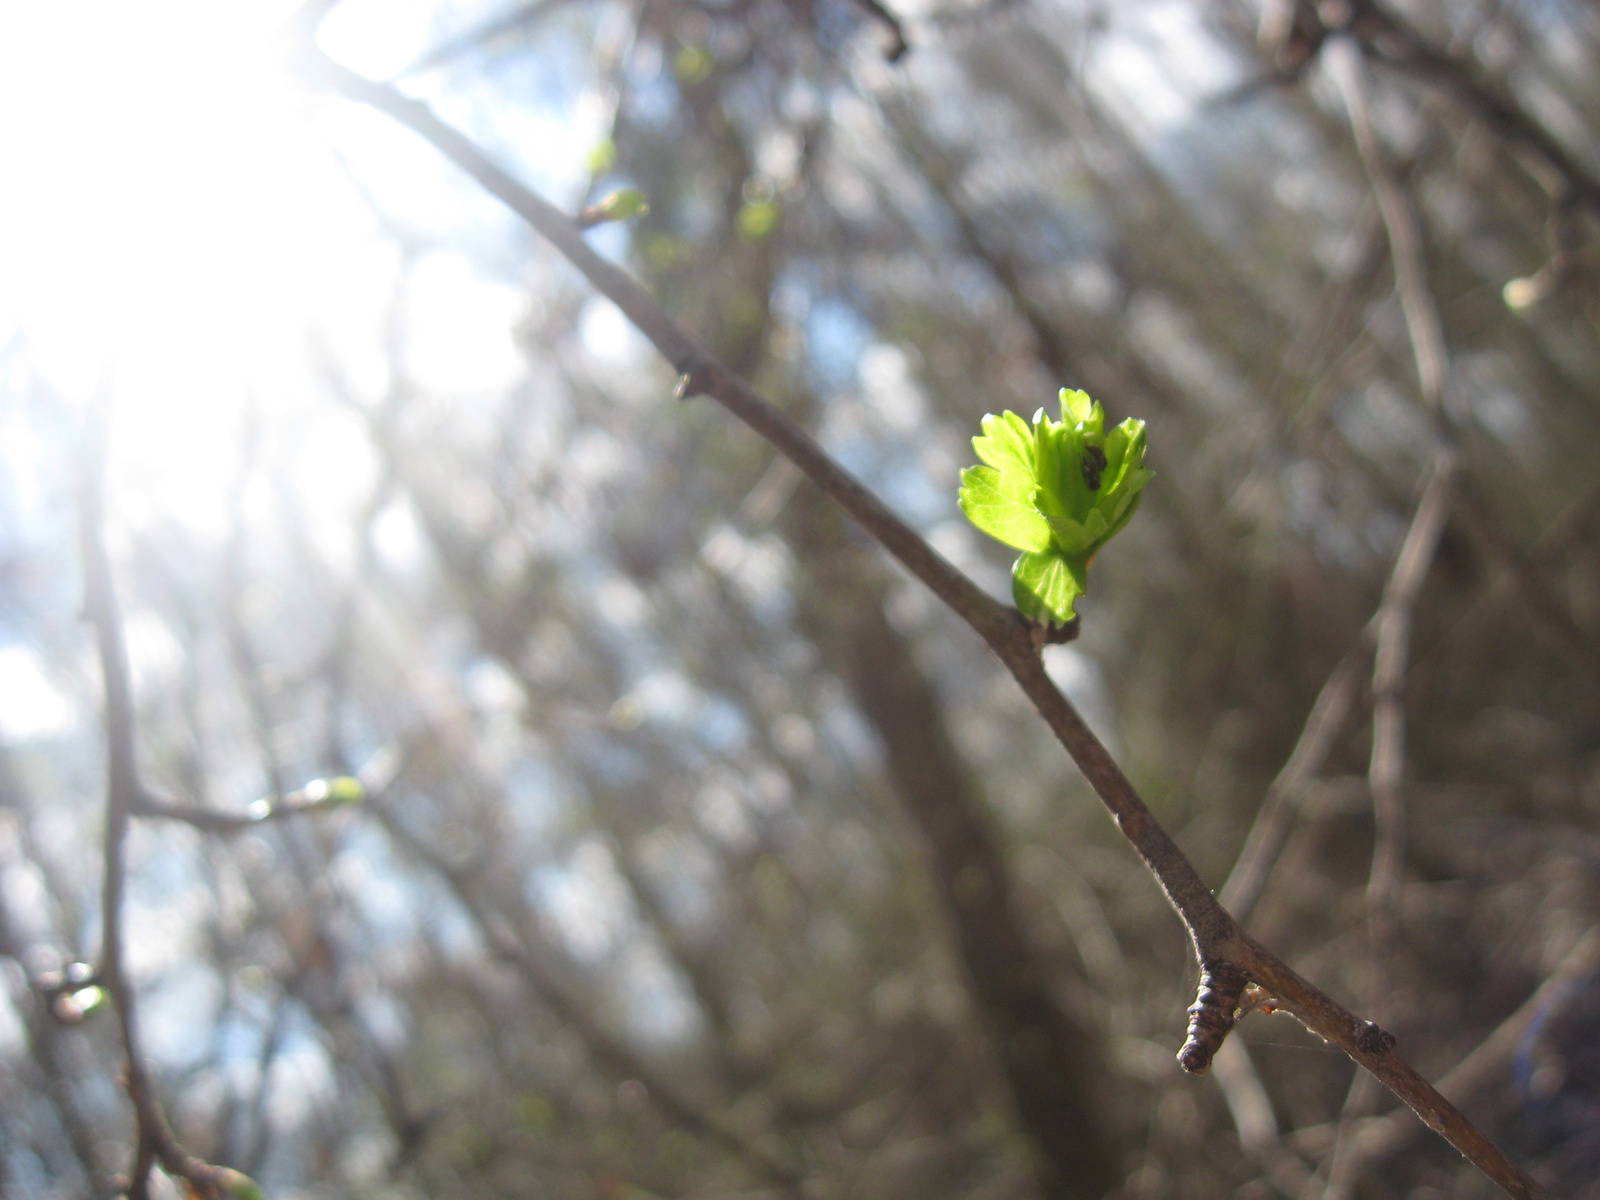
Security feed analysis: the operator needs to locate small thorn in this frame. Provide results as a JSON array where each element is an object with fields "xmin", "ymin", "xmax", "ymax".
[{"xmin": 675, "ymin": 362, "xmax": 715, "ymax": 400}]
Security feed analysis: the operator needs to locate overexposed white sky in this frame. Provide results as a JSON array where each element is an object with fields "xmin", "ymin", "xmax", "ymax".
[{"xmin": 0, "ymin": 0, "xmax": 592, "ymax": 548}]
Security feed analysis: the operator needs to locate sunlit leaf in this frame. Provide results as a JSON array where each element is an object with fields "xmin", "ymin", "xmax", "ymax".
[
  {"xmin": 958, "ymin": 389, "xmax": 1152, "ymax": 625},
  {"xmin": 1012, "ymin": 551, "xmax": 1087, "ymax": 623},
  {"xmin": 958, "ymin": 466, "xmax": 1053, "ymax": 552}
]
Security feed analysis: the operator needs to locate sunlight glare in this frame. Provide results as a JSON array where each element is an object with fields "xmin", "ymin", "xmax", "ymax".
[
  {"xmin": 0, "ymin": 1, "xmax": 391, "ymax": 537},
  {"xmin": 403, "ymin": 251, "xmax": 525, "ymax": 392},
  {"xmin": 0, "ymin": 646, "xmax": 75, "ymax": 741}
]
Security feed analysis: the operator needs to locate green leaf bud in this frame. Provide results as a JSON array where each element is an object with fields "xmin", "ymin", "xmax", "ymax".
[
  {"xmin": 577, "ymin": 188, "xmax": 650, "ymax": 229},
  {"xmin": 324, "ymin": 775, "xmax": 365, "ymax": 804},
  {"xmin": 958, "ymin": 388, "xmax": 1152, "ymax": 625}
]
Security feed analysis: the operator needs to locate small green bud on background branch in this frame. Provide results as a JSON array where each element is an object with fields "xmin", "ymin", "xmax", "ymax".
[{"xmin": 576, "ymin": 187, "xmax": 650, "ymax": 230}]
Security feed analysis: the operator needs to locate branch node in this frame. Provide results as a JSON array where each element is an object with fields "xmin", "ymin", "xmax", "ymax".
[
  {"xmin": 1027, "ymin": 615, "xmax": 1081, "ymax": 650},
  {"xmin": 1178, "ymin": 959, "xmax": 1250, "ymax": 1075},
  {"xmin": 1356, "ymin": 1020, "xmax": 1397, "ymax": 1054}
]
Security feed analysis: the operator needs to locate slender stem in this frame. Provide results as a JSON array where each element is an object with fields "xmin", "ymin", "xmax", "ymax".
[
  {"xmin": 375, "ymin": 801, "xmax": 807, "ymax": 1195},
  {"xmin": 79, "ymin": 415, "xmax": 165, "ymax": 1198},
  {"xmin": 1218, "ymin": 647, "xmax": 1364, "ymax": 923},
  {"xmin": 78, "ymin": 411, "xmax": 258, "ymax": 1200},
  {"xmin": 293, "ymin": 43, "xmax": 1548, "ymax": 1200}
]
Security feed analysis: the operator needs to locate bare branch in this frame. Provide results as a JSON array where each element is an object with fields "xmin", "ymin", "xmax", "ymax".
[
  {"xmin": 1219, "ymin": 647, "xmax": 1365, "ymax": 923},
  {"xmin": 290, "ymin": 43, "xmax": 1549, "ymax": 1200},
  {"xmin": 131, "ymin": 771, "xmax": 378, "ymax": 835},
  {"xmin": 1329, "ymin": 23, "xmax": 1462, "ymax": 961},
  {"xmin": 395, "ymin": 0, "xmax": 578, "ymax": 79},
  {"xmin": 1337, "ymin": 927, "xmax": 1600, "ymax": 1179},
  {"xmin": 1312, "ymin": 34, "xmax": 1471, "ymax": 1200},
  {"xmin": 76, "ymin": 408, "xmax": 255, "ymax": 1200},
  {"xmin": 1365, "ymin": 457, "xmax": 1457, "ymax": 926},
  {"xmin": 1352, "ymin": 2, "xmax": 1600, "ymax": 215},
  {"xmin": 372, "ymin": 799, "xmax": 808, "ymax": 1196}
]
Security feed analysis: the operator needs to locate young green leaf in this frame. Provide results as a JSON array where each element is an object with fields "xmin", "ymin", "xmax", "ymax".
[
  {"xmin": 1013, "ymin": 551, "xmax": 1088, "ymax": 624},
  {"xmin": 958, "ymin": 465, "xmax": 1053, "ymax": 553},
  {"xmin": 957, "ymin": 388, "xmax": 1152, "ymax": 625}
]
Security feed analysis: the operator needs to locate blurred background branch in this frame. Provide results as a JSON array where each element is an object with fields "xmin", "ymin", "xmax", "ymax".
[{"xmin": 1, "ymin": 1, "xmax": 1597, "ymax": 1197}]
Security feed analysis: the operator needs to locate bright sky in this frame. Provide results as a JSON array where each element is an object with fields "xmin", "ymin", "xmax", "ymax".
[
  {"xmin": 0, "ymin": 0, "xmax": 559, "ymax": 539},
  {"xmin": 0, "ymin": 2, "xmax": 344, "ymax": 391},
  {"xmin": 0, "ymin": 0, "xmax": 1220, "ymax": 566},
  {"xmin": 0, "ymin": 3, "xmax": 646, "ymax": 1050},
  {"xmin": 1087, "ymin": 1, "xmax": 1240, "ymax": 142},
  {"xmin": 0, "ymin": 1, "xmax": 553, "ymax": 733}
]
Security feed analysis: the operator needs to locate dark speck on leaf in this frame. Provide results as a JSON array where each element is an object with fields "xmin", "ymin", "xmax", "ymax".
[{"xmin": 1082, "ymin": 444, "xmax": 1107, "ymax": 491}]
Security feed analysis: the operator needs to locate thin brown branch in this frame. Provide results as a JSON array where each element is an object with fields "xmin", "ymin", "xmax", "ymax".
[
  {"xmin": 0, "ymin": 841, "xmax": 109, "ymax": 1187},
  {"xmin": 1327, "ymin": 32, "xmax": 1600, "ymax": 687},
  {"xmin": 1219, "ymin": 646, "xmax": 1365, "ymax": 923},
  {"xmin": 1330, "ymin": 24, "xmax": 1461, "ymax": 950},
  {"xmin": 1318, "ymin": 35, "xmax": 1468, "ymax": 1200},
  {"xmin": 288, "ymin": 51, "xmax": 1012, "ymax": 646},
  {"xmin": 1335, "ymin": 927, "xmax": 1600, "ymax": 1179},
  {"xmin": 76, "ymin": 410, "xmax": 254, "ymax": 1200},
  {"xmin": 1365, "ymin": 456, "xmax": 1456, "ymax": 928},
  {"xmin": 372, "ymin": 799, "xmax": 807, "ymax": 1196},
  {"xmin": 131, "ymin": 774, "xmax": 374, "ymax": 835},
  {"xmin": 1318, "ymin": 456, "xmax": 1457, "ymax": 1200},
  {"xmin": 291, "ymin": 43, "xmax": 1548, "ymax": 1199},
  {"xmin": 1209, "ymin": 1038, "xmax": 1319, "ymax": 1196},
  {"xmin": 395, "ymin": 0, "xmax": 578, "ymax": 79},
  {"xmin": 1326, "ymin": 37, "xmax": 1446, "ymax": 410},
  {"xmin": 1351, "ymin": 1, "xmax": 1600, "ymax": 215},
  {"xmin": 1265, "ymin": 0, "xmax": 1600, "ymax": 215}
]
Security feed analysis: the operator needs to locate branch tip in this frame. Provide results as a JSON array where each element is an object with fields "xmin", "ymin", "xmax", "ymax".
[{"xmin": 1178, "ymin": 959, "xmax": 1250, "ymax": 1075}]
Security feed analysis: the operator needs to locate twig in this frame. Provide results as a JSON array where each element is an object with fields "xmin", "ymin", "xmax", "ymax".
[
  {"xmin": 131, "ymin": 771, "xmax": 378, "ymax": 835},
  {"xmin": 288, "ymin": 40, "xmax": 1548, "ymax": 1199},
  {"xmin": 1269, "ymin": 1, "xmax": 1600, "ymax": 216},
  {"xmin": 850, "ymin": 0, "xmax": 910, "ymax": 62},
  {"xmin": 1365, "ymin": 457, "xmax": 1456, "ymax": 929},
  {"xmin": 395, "ymin": 0, "xmax": 578, "ymax": 79},
  {"xmin": 76, "ymin": 408, "xmax": 254, "ymax": 1200},
  {"xmin": 1334, "ymin": 927, "xmax": 1600, "ymax": 1180},
  {"xmin": 1351, "ymin": 2, "xmax": 1600, "ymax": 216},
  {"xmin": 1218, "ymin": 647, "xmax": 1365, "ymax": 923},
  {"xmin": 1316, "ymin": 455, "xmax": 1456, "ymax": 1200},
  {"xmin": 1319, "ymin": 35, "xmax": 1466, "ymax": 1200},
  {"xmin": 1328, "ymin": 28, "xmax": 1461, "ymax": 952},
  {"xmin": 1209, "ymin": 1038, "xmax": 1319, "ymax": 1196},
  {"xmin": 1318, "ymin": 45, "xmax": 1600, "ymax": 684},
  {"xmin": 1326, "ymin": 38, "xmax": 1446, "ymax": 410},
  {"xmin": 131, "ymin": 793, "xmax": 330, "ymax": 832},
  {"xmin": 372, "ymin": 799, "xmax": 808, "ymax": 1196},
  {"xmin": 0, "ymin": 838, "xmax": 109, "ymax": 1187}
]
